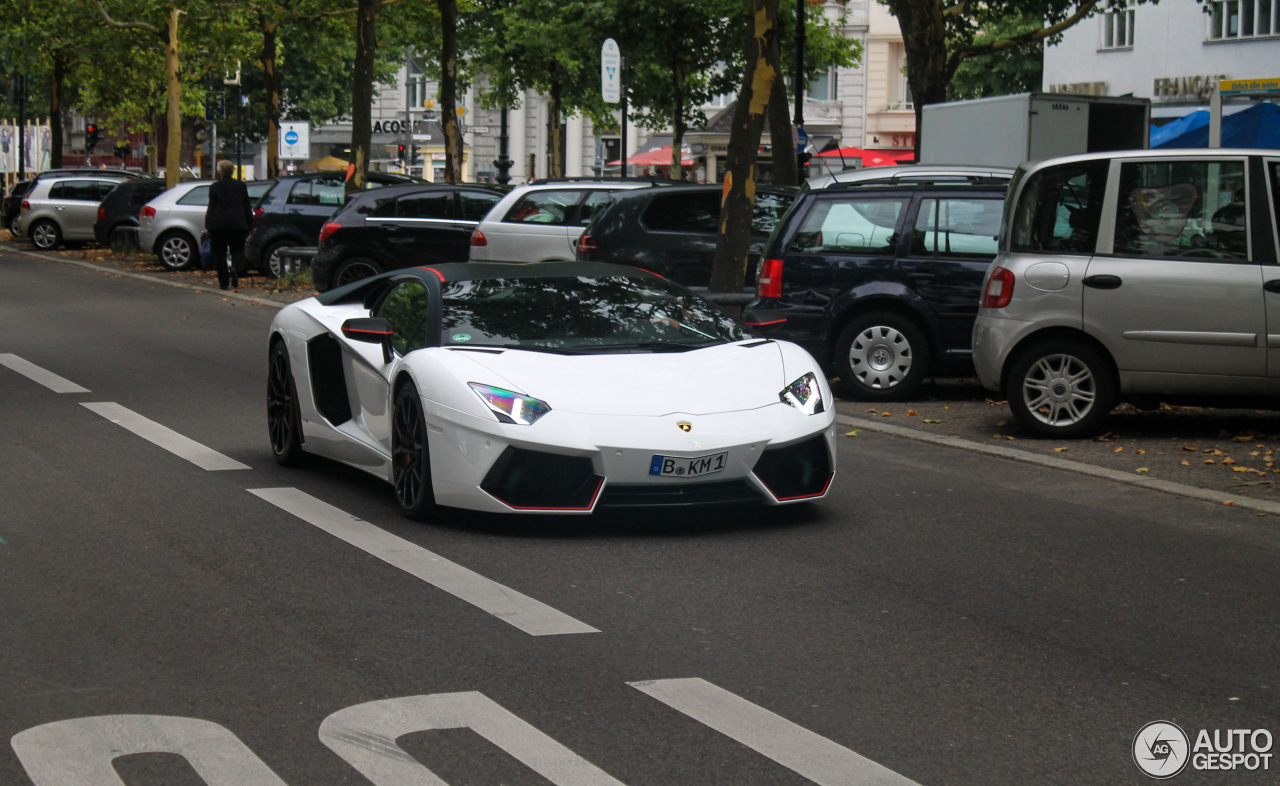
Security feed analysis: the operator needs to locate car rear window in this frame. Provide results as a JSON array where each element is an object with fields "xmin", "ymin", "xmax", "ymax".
[
  {"xmin": 910, "ymin": 197, "xmax": 1002, "ymax": 258},
  {"xmin": 1113, "ymin": 158, "xmax": 1248, "ymax": 260},
  {"xmin": 1009, "ymin": 160, "xmax": 1108, "ymax": 254},
  {"xmin": 459, "ymin": 190, "xmax": 501, "ymax": 221},
  {"xmin": 503, "ymin": 190, "xmax": 580, "ymax": 225},
  {"xmin": 128, "ymin": 183, "xmax": 168, "ymax": 210},
  {"xmin": 398, "ymin": 191, "xmax": 452, "ymax": 219},
  {"xmin": 287, "ymin": 177, "xmax": 346, "ymax": 206},
  {"xmin": 177, "ymin": 185, "xmax": 211, "ymax": 206},
  {"xmin": 789, "ymin": 196, "xmax": 908, "ymax": 256},
  {"xmin": 644, "ymin": 191, "xmax": 720, "ymax": 233},
  {"xmin": 48, "ymin": 180, "xmax": 106, "ymax": 202}
]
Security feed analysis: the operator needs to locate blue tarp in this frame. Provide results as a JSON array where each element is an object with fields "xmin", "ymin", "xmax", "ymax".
[{"xmin": 1152, "ymin": 103, "xmax": 1280, "ymax": 149}]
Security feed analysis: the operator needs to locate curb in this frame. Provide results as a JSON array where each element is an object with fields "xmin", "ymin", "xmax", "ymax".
[
  {"xmin": 835, "ymin": 415, "xmax": 1280, "ymax": 516},
  {"xmin": 10, "ymin": 247, "xmax": 290, "ymax": 309}
]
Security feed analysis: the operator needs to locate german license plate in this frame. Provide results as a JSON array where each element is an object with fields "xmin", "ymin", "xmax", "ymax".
[{"xmin": 649, "ymin": 452, "xmax": 728, "ymax": 478}]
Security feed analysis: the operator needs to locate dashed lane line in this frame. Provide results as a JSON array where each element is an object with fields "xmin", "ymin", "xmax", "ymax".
[
  {"xmin": 249, "ymin": 487, "xmax": 600, "ymax": 637},
  {"xmin": 630, "ymin": 678, "xmax": 921, "ymax": 786},
  {"xmin": 82, "ymin": 402, "xmax": 251, "ymax": 471},
  {"xmin": 837, "ymin": 414, "xmax": 1280, "ymax": 516},
  {"xmin": 0, "ymin": 353, "xmax": 90, "ymax": 393}
]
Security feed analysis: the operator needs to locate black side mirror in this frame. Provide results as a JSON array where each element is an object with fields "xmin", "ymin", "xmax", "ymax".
[{"xmin": 341, "ymin": 317, "xmax": 393, "ymax": 364}]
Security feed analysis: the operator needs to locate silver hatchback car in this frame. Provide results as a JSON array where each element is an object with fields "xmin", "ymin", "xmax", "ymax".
[
  {"xmin": 12, "ymin": 174, "xmax": 131, "ymax": 250},
  {"xmin": 138, "ymin": 180, "xmax": 272, "ymax": 271},
  {"xmin": 973, "ymin": 148, "xmax": 1280, "ymax": 437}
]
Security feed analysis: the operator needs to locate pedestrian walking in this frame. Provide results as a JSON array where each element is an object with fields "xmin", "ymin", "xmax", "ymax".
[{"xmin": 206, "ymin": 159, "xmax": 254, "ymax": 290}]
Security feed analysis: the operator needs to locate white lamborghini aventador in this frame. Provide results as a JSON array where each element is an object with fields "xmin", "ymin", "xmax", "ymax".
[{"xmin": 267, "ymin": 261, "xmax": 836, "ymax": 518}]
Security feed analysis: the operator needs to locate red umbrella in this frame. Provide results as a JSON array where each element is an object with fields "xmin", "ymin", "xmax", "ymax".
[{"xmin": 607, "ymin": 146, "xmax": 694, "ymax": 167}]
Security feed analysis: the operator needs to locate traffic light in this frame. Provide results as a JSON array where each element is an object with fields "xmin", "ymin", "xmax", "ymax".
[
  {"xmin": 398, "ymin": 144, "xmax": 406, "ymax": 161},
  {"xmin": 85, "ymin": 123, "xmax": 101, "ymax": 151}
]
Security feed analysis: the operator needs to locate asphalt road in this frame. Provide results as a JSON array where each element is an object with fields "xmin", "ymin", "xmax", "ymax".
[{"xmin": 2, "ymin": 246, "xmax": 1279, "ymax": 785}]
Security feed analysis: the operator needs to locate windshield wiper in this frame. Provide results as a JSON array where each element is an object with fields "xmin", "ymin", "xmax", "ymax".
[{"xmin": 496, "ymin": 343, "xmax": 585, "ymax": 355}]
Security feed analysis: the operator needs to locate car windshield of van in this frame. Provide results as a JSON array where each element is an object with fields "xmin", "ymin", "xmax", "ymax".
[{"xmin": 440, "ymin": 275, "xmax": 750, "ymax": 352}]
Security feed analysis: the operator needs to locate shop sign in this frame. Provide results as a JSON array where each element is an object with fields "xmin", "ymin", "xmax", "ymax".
[{"xmin": 1153, "ymin": 75, "xmax": 1228, "ymax": 100}]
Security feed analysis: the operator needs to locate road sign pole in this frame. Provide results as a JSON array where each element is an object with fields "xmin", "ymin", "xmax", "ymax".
[{"xmin": 620, "ymin": 57, "xmax": 628, "ymax": 179}]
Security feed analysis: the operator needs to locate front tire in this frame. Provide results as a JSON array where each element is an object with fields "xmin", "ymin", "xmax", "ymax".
[
  {"xmin": 833, "ymin": 312, "xmax": 931, "ymax": 401},
  {"xmin": 392, "ymin": 383, "xmax": 436, "ymax": 520},
  {"xmin": 30, "ymin": 219, "xmax": 62, "ymax": 250},
  {"xmin": 157, "ymin": 231, "xmax": 196, "ymax": 271},
  {"xmin": 333, "ymin": 257, "xmax": 385, "ymax": 289},
  {"xmin": 1005, "ymin": 339, "xmax": 1116, "ymax": 438},
  {"xmin": 267, "ymin": 341, "xmax": 305, "ymax": 466}
]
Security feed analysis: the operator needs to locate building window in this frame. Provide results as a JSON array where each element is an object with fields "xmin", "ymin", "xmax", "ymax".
[
  {"xmin": 1207, "ymin": 0, "xmax": 1278, "ymax": 39},
  {"xmin": 806, "ymin": 68, "xmax": 838, "ymax": 102},
  {"xmin": 1100, "ymin": 7, "xmax": 1135, "ymax": 49},
  {"xmin": 888, "ymin": 43, "xmax": 913, "ymax": 111}
]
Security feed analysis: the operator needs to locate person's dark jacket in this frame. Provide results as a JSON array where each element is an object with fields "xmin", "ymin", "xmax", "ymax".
[{"xmin": 206, "ymin": 177, "xmax": 254, "ymax": 232}]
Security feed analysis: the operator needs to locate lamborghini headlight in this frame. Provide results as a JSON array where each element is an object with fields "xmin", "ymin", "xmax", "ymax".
[
  {"xmin": 779, "ymin": 372, "xmax": 824, "ymax": 415},
  {"xmin": 468, "ymin": 383, "xmax": 551, "ymax": 425}
]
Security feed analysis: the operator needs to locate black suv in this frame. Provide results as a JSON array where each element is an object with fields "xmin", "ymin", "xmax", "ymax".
[
  {"xmin": 576, "ymin": 184, "xmax": 795, "ymax": 287},
  {"xmin": 245, "ymin": 171, "xmax": 424, "ymax": 277},
  {"xmin": 742, "ymin": 180, "xmax": 1008, "ymax": 401},
  {"xmin": 93, "ymin": 178, "xmax": 169, "ymax": 247},
  {"xmin": 311, "ymin": 183, "xmax": 505, "ymax": 292}
]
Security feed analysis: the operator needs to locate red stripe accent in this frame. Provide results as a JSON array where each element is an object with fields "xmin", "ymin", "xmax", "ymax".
[
  {"xmin": 744, "ymin": 318, "xmax": 787, "ymax": 326},
  {"xmin": 753, "ymin": 472, "xmax": 833, "ymax": 502},
  {"xmin": 418, "ymin": 266, "xmax": 446, "ymax": 281},
  {"xmin": 633, "ymin": 268, "xmax": 663, "ymax": 278},
  {"xmin": 487, "ymin": 476, "xmax": 605, "ymax": 511},
  {"xmin": 343, "ymin": 328, "xmax": 394, "ymax": 336}
]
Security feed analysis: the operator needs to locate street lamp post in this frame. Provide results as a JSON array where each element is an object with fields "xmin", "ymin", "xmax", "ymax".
[
  {"xmin": 794, "ymin": 0, "xmax": 808, "ymax": 182},
  {"xmin": 494, "ymin": 106, "xmax": 513, "ymax": 184}
]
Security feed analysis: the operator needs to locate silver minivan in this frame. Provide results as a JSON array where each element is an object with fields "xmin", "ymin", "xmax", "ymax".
[{"xmin": 973, "ymin": 148, "xmax": 1280, "ymax": 437}]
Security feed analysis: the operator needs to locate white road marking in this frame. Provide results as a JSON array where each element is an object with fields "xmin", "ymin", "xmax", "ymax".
[
  {"xmin": 10, "ymin": 715, "xmax": 288, "ymax": 785},
  {"xmin": 319, "ymin": 692, "xmax": 626, "ymax": 786},
  {"xmin": 82, "ymin": 402, "xmax": 250, "ymax": 471},
  {"xmin": 249, "ymin": 487, "xmax": 599, "ymax": 636},
  {"xmin": 0, "ymin": 353, "xmax": 89, "ymax": 393},
  {"xmin": 629, "ymin": 678, "xmax": 921, "ymax": 786}
]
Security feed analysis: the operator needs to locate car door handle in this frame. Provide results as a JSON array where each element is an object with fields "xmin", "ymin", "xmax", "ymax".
[
  {"xmin": 382, "ymin": 225, "xmax": 402, "ymax": 233},
  {"xmin": 1264, "ymin": 280, "xmax": 1280, "ymax": 294},
  {"xmin": 1082, "ymin": 275, "xmax": 1122, "ymax": 290}
]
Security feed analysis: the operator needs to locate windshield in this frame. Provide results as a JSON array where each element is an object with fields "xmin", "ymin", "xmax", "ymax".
[{"xmin": 440, "ymin": 275, "xmax": 751, "ymax": 351}]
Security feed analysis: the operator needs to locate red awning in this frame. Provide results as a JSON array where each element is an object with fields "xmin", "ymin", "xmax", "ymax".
[{"xmin": 608, "ymin": 146, "xmax": 694, "ymax": 167}]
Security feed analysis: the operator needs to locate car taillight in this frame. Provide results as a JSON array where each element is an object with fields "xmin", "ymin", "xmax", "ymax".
[
  {"xmin": 576, "ymin": 234, "xmax": 595, "ymax": 257},
  {"xmin": 757, "ymin": 258, "xmax": 784, "ymax": 299},
  {"xmin": 97, "ymin": 207, "xmax": 107, "ymax": 220},
  {"xmin": 140, "ymin": 205, "xmax": 156, "ymax": 219},
  {"xmin": 318, "ymin": 221, "xmax": 340, "ymax": 244},
  {"xmin": 470, "ymin": 229, "xmax": 487, "ymax": 247},
  {"xmin": 20, "ymin": 200, "xmax": 30, "ymax": 211},
  {"xmin": 982, "ymin": 266, "xmax": 1015, "ymax": 309},
  {"xmin": 253, "ymin": 207, "xmax": 264, "ymax": 219}
]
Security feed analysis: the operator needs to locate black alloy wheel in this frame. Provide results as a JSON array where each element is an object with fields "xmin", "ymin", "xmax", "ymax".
[
  {"xmin": 267, "ymin": 341, "xmax": 305, "ymax": 465},
  {"xmin": 261, "ymin": 240, "xmax": 296, "ymax": 279},
  {"xmin": 333, "ymin": 257, "xmax": 385, "ymax": 289},
  {"xmin": 392, "ymin": 383, "xmax": 436, "ymax": 519}
]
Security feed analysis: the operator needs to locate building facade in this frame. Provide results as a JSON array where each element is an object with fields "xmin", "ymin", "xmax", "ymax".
[{"xmin": 1043, "ymin": 0, "xmax": 1280, "ymax": 120}]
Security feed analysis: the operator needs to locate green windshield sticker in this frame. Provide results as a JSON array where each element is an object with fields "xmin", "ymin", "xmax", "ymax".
[{"xmin": 452, "ymin": 333, "xmax": 472, "ymax": 343}]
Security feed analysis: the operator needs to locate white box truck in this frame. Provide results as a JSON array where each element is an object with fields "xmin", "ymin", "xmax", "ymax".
[{"xmin": 919, "ymin": 92, "xmax": 1150, "ymax": 168}]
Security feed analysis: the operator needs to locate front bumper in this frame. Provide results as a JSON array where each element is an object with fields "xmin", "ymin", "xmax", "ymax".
[{"xmin": 426, "ymin": 401, "xmax": 837, "ymax": 514}]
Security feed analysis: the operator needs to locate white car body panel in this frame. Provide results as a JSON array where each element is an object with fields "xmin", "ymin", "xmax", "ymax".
[{"xmin": 271, "ymin": 288, "xmax": 836, "ymax": 514}]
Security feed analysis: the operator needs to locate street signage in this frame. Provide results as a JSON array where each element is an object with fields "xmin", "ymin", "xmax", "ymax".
[
  {"xmin": 412, "ymin": 134, "xmax": 432, "ymax": 142},
  {"xmin": 601, "ymin": 39, "xmax": 621, "ymax": 104},
  {"xmin": 279, "ymin": 121, "xmax": 309, "ymax": 160},
  {"xmin": 794, "ymin": 125, "xmax": 809, "ymax": 153},
  {"xmin": 1220, "ymin": 77, "xmax": 1280, "ymax": 95},
  {"xmin": 470, "ymin": 126, "xmax": 491, "ymax": 135}
]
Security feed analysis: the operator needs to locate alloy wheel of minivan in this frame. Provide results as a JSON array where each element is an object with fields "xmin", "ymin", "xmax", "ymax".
[
  {"xmin": 1006, "ymin": 340, "xmax": 1116, "ymax": 438},
  {"xmin": 834, "ymin": 312, "xmax": 930, "ymax": 401}
]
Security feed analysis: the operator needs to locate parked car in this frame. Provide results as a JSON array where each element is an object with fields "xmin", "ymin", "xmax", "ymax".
[
  {"xmin": 973, "ymin": 148, "xmax": 1280, "ymax": 438},
  {"xmin": 742, "ymin": 180, "xmax": 1009, "ymax": 400},
  {"xmin": 12, "ymin": 174, "xmax": 134, "ymax": 250},
  {"xmin": 575, "ymin": 184, "xmax": 796, "ymax": 287},
  {"xmin": 803, "ymin": 164, "xmax": 1014, "ymax": 191},
  {"xmin": 245, "ymin": 171, "xmax": 425, "ymax": 278},
  {"xmin": 93, "ymin": 178, "xmax": 170, "ymax": 248},
  {"xmin": 137, "ymin": 179, "xmax": 273, "ymax": 271},
  {"xmin": 469, "ymin": 180, "xmax": 670, "ymax": 263},
  {"xmin": 2, "ymin": 180, "xmax": 33, "ymax": 231},
  {"xmin": 310, "ymin": 183, "xmax": 505, "ymax": 292},
  {"xmin": 267, "ymin": 261, "xmax": 835, "ymax": 518}
]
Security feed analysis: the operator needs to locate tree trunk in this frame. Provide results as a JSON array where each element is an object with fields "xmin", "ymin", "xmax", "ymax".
[
  {"xmin": 49, "ymin": 57, "xmax": 65, "ymax": 168},
  {"xmin": 883, "ymin": 0, "xmax": 947, "ymax": 160},
  {"xmin": 547, "ymin": 78, "xmax": 563, "ymax": 179},
  {"xmin": 348, "ymin": 0, "xmax": 379, "ymax": 194},
  {"xmin": 767, "ymin": 64, "xmax": 796, "ymax": 186},
  {"xmin": 440, "ymin": 0, "xmax": 463, "ymax": 183},
  {"xmin": 164, "ymin": 8, "xmax": 182, "ymax": 189},
  {"xmin": 709, "ymin": 0, "xmax": 781, "ymax": 295},
  {"xmin": 670, "ymin": 61, "xmax": 685, "ymax": 181},
  {"xmin": 261, "ymin": 19, "xmax": 281, "ymax": 178}
]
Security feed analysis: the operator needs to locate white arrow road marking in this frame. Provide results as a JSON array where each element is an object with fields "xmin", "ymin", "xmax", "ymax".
[
  {"xmin": 319, "ymin": 692, "xmax": 626, "ymax": 786},
  {"xmin": 629, "ymin": 678, "xmax": 921, "ymax": 786},
  {"xmin": 0, "ymin": 353, "xmax": 89, "ymax": 393},
  {"xmin": 82, "ymin": 402, "xmax": 250, "ymax": 471},
  {"xmin": 10, "ymin": 715, "xmax": 288, "ymax": 785},
  {"xmin": 249, "ymin": 487, "xmax": 599, "ymax": 636}
]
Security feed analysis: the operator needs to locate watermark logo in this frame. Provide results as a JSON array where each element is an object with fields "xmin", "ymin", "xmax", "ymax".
[{"xmin": 1133, "ymin": 721, "xmax": 1190, "ymax": 779}]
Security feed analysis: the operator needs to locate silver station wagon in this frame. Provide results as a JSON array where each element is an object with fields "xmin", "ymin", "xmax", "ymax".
[{"xmin": 973, "ymin": 148, "xmax": 1280, "ymax": 437}]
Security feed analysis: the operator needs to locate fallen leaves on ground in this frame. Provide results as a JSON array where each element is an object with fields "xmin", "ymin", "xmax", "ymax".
[
  {"xmin": 1181, "ymin": 460, "xmax": 1191, "ymax": 466},
  {"xmin": 1136, "ymin": 467, "xmax": 1150, "ymax": 473},
  {"xmin": 923, "ymin": 419, "xmax": 944, "ymax": 424},
  {"xmin": 907, "ymin": 409, "xmax": 918, "ymax": 416},
  {"xmin": 1222, "ymin": 458, "xmax": 1238, "ymax": 465},
  {"xmin": 1054, "ymin": 447, "xmax": 1069, "ymax": 452},
  {"xmin": 1205, "ymin": 459, "xmax": 1217, "ymax": 464},
  {"xmin": 844, "ymin": 430, "xmax": 860, "ymax": 437},
  {"xmin": 1114, "ymin": 447, "xmax": 1124, "ymax": 453}
]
